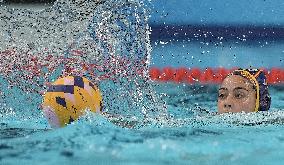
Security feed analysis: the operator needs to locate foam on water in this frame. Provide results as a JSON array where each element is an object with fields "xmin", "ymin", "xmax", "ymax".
[{"xmin": 2, "ymin": 109, "xmax": 284, "ymax": 164}]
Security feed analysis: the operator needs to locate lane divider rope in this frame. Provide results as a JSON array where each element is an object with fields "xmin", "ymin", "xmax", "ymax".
[{"xmin": 149, "ymin": 67, "xmax": 284, "ymax": 85}]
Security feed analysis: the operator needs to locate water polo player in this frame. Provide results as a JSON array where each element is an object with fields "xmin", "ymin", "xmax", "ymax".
[{"xmin": 218, "ymin": 69, "xmax": 271, "ymax": 114}]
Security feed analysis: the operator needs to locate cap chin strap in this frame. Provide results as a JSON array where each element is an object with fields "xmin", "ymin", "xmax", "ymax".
[{"xmin": 236, "ymin": 69, "xmax": 261, "ymax": 112}]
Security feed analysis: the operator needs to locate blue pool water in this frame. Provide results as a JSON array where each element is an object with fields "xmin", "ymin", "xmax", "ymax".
[
  {"xmin": 1, "ymin": 0, "xmax": 284, "ymax": 165},
  {"xmin": 1, "ymin": 82, "xmax": 284, "ymax": 165}
]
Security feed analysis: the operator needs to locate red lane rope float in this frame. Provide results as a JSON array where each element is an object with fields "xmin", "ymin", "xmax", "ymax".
[
  {"xmin": 1, "ymin": 49, "xmax": 283, "ymax": 88},
  {"xmin": 0, "ymin": 49, "xmax": 147, "ymax": 81},
  {"xmin": 268, "ymin": 68, "xmax": 284, "ymax": 84},
  {"xmin": 149, "ymin": 67, "xmax": 284, "ymax": 85},
  {"xmin": 0, "ymin": 49, "xmax": 149, "ymax": 94}
]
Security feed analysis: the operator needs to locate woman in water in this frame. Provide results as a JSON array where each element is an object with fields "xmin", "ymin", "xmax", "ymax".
[{"xmin": 217, "ymin": 69, "xmax": 271, "ymax": 114}]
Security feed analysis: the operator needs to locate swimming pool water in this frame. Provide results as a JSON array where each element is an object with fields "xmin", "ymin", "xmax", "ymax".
[{"xmin": 1, "ymin": 82, "xmax": 284, "ymax": 165}]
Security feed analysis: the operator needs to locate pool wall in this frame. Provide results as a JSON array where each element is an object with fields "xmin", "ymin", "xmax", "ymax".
[
  {"xmin": 148, "ymin": 0, "xmax": 284, "ymax": 84},
  {"xmin": 149, "ymin": 0, "xmax": 284, "ymax": 26}
]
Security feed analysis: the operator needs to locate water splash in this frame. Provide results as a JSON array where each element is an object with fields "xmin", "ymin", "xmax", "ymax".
[
  {"xmin": 0, "ymin": 0, "xmax": 166, "ymax": 124},
  {"xmin": 0, "ymin": 0, "xmax": 104, "ymax": 92}
]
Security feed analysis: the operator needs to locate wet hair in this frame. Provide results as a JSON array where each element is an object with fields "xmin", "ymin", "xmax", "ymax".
[{"xmin": 229, "ymin": 69, "xmax": 271, "ymax": 111}]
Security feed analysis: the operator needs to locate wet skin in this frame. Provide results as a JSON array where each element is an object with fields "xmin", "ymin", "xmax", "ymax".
[{"xmin": 218, "ymin": 75, "xmax": 257, "ymax": 114}]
